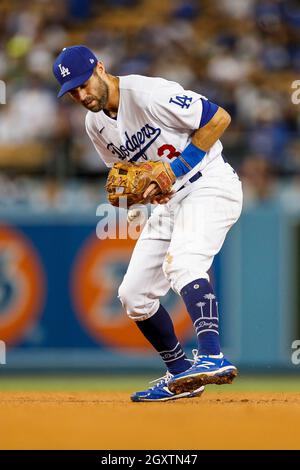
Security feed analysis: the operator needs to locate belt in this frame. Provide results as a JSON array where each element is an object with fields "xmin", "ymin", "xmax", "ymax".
[{"xmin": 178, "ymin": 171, "xmax": 202, "ymax": 192}]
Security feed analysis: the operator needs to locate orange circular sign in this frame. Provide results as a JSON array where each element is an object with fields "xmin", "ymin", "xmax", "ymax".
[
  {"xmin": 0, "ymin": 224, "xmax": 45, "ymax": 345},
  {"xmin": 71, "ymin": 232, "xmax": 193, "ymax": 350}
]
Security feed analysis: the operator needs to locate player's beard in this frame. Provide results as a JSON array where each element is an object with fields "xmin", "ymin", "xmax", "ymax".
[{"xmin": 82, "ymin": 73, "xmax": 109, "ymax": 112}]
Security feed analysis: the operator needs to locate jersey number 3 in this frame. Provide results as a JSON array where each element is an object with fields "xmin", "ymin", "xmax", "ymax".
[{"xmin": 157, "ymin": 144, "xmax": 180, "ymax": 160}]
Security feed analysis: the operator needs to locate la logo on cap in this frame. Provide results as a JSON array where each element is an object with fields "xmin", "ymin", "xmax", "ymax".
[{"xmin": 58, "ymin": 63, "xmax": 71, "ymax": 77}]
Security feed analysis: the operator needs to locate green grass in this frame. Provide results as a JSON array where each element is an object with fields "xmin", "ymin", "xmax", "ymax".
[{"xmin": 0, "ymin": 375, "xmax": 300, "ymax": 392}]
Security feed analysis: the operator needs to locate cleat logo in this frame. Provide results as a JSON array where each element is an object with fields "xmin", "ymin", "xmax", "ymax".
[{"xmin": 199, "ymin": 361, "xmax": 216, "ymax": 369}]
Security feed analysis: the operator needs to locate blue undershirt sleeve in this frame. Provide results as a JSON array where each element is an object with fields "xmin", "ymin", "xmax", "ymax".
[{"xmin": 199, "ymin": 98, "xmax": 219, "ymax": 128}]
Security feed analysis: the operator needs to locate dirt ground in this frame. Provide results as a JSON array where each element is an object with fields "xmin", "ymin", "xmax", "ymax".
[{"xmin": 0, "ymin": 391, "xmax": 300, "ymax": 450}]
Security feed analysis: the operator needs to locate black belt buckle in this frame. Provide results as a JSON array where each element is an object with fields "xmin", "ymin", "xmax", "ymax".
[
  {"xmin": 189, "ymin": 171, "xmax": 202, "ymax": 183},
  {"xmin": 178, "ymin": 171, "xmax": 202, "ymax": 192}
]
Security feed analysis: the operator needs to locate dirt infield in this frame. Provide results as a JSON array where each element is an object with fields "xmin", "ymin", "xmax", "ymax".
[{"xmin": 0, "ymin": 391, "xmax": 300, "ymax": 450}]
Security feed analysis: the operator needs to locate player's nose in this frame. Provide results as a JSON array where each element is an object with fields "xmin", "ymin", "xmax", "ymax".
[{"xmin": 78, "ymin": 89, "xmax": 87, "ymax": 102}]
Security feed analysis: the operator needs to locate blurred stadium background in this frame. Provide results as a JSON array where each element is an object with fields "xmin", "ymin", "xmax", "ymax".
[{"xmin": 0, "ymin": 0, "xmax": 300, "ymax": 387}]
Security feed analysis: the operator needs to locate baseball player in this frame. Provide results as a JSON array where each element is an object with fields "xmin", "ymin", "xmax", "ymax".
[{"xmin": 53, "ymin": 45, "xmax": 243, "ymax": 402}]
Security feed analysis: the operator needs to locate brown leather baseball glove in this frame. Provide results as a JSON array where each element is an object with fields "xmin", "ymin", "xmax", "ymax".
[{"xmin": 105, "ymin": 161, "xmax": 176, "ymax": 207}]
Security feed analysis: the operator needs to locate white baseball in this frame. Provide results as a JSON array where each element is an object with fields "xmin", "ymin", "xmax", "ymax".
[{"xmin": 127, "ymin": 208, "xmax": 143, "ymax": 223}]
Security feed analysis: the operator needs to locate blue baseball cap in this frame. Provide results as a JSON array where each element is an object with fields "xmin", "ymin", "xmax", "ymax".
[{"xmin": 53, "ymin": 45, "xmax": 98, "ymax": 98}]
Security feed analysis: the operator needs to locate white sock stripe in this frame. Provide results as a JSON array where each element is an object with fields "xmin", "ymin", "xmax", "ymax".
[
  {"xmin": 195, "ymin": 326, "xmax": 219, "ymax": 335},
  {"xmin": 193, "ymin": 318, "xmax": 202, "ymax": 327},
  {"xmin": 194, "ymin": 317, "xmax": 219, "ymax": 326},
  {"xmin": 196, "ymin": 329, "xmax": 219, "ymax": 336},
  {"xmin": 163, "ymin": 352, "xmax": 186, "ymax": 363},
  {"xmin": 158, "ymin": 342, "xmax": 180, "ymax": 354}
]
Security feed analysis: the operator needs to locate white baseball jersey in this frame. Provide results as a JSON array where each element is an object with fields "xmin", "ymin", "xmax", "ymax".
[
  {"xmin": 85, "ymin": 75, "xmax": 224, "ymax": 190},
  {"xmin": 85, "ymin": 75, "xmax": 243, "ymax": 315}
]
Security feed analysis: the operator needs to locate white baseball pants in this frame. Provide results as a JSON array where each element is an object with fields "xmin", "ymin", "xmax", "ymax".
[{"xmin": 118, "ymin": 157, "xmax": 243, "ymax": 321}]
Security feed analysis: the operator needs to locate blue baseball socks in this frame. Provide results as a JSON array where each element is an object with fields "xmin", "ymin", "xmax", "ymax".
[
  {"xmin": 134, "ymin": 305, "xmax": 189, "ymax": 374},
  {"xmin": 181, "ymin": 278, "xmax": 220, "ymax": 355},
  {"xmin": 134, "ymin": 279, "xmax": 221, "ymax": 374}
]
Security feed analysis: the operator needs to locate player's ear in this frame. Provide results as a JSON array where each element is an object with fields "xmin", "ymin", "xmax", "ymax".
[{"xmin": 95, "ymin": 61, "xmax": 105, "ymax": 76}]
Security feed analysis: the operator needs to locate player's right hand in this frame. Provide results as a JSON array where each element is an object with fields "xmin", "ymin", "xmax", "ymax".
[
  {"xmin": 150, "ymin": 193, "xmax": 173, "ymax": 205},
  {"xmin": 143, "ymin": 183, "xmax": 173, "ymax": 205}
]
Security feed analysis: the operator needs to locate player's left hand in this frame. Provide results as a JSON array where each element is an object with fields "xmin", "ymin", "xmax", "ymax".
[{"xmin": 106, "ymin": 161, "xmax": 176, "ymax": 208}]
